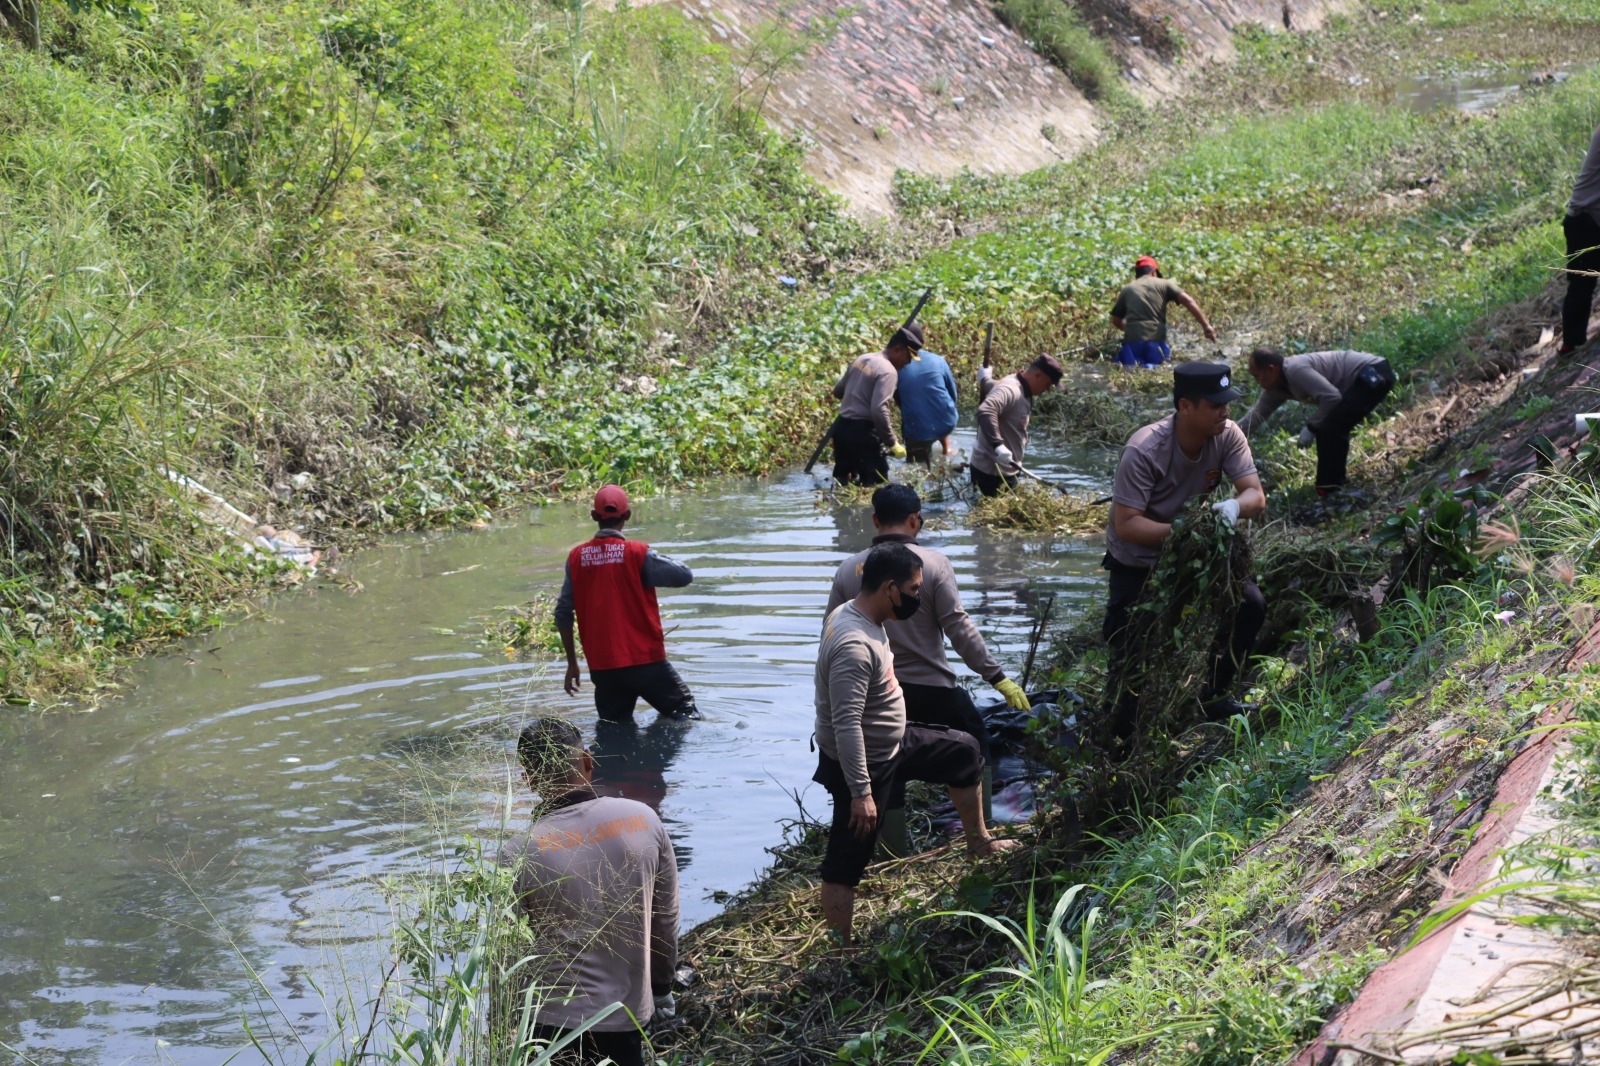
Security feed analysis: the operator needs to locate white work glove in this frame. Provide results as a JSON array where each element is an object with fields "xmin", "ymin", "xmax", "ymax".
[
  {"xmin": 993, "ymin": 444, "xmax": 1016, "ymax": 471},
  {"xmin": 1212, "ymin": 498, "xmax": 1240, "ymax": 528},
  {"xmin": 653, "ymin": 992, "xmax": 677, "ymax": 1023},
  {"xmin": 1296, "ymin": 426, "xmax": 1315, "ymax": 448}
]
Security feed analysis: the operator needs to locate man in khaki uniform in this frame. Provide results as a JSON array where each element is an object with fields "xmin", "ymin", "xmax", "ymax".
[
  {"xmin": 969, "ymin": 354, "xmax": 1063, "ymax": 497},
  {"xmin": 826, "ymin": 483, "xmax": 1032, "ymax": 850},
  {"xmin": 1102, "ymin": 363, "xmax": 1267, "ymax": 748},
  {"xmin": 501, "ymin": 718, "xmax": 680, "ymax": 1066},
  {"xmin": 1110, "ymin": 256, "xmax": 1217, "ymax": 368},
  {"xmin": 829, "ymin": 324, "xmax": 921, "ymax": 486},
  {"xmin": 814, "ymin": 542, "xmax": 1016, "ymax": 947},
  {"xmin": 1236, "ymin": 347, "xmax": 1395, "ymax": 493}
]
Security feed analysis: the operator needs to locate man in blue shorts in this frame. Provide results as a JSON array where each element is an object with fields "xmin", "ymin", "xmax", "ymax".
[{"xmin": 1109, "ymin": 256, "xmax": 1218, "ymax": 367}]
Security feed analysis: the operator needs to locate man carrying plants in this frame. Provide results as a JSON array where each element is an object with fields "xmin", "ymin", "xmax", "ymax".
[
  {"xmin": 895, "ymin": 343, "xmax": 960, "ymax": 463},
  {"xmin": 501, "ymin": 717, "xmax": 680, "ymax": 1066},
  {"xmin": 555, "ymin": 486, "xmax": 700, "ymax": 721},
  {"xmin": 1109, "ymin": 255, "xmax": 1218, "ymax": 367},
  {"xmin": 1102, "ymin": 363, "xmax": 1268, "ymax": 749},
  {"xmin": 970, "ymin": 354, "xmax": 1063, "ymax": 497},
  {"xmin": 829, "ymin": 324, "xmax": 921, "ymax": 485},
  {"xmin": 813, "ymin": 542, "xmax": 1016, "ymax": 947},
  {"xmin": 1235, "ymin": 346, "xmax": 1395, "ymax": 494},
  {"xmin": 825, "ymin": 483, "xmax": 1032, "ymax": 854}
]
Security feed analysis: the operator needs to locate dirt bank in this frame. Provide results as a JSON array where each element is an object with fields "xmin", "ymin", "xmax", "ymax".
[{"xmin": 677, "ymin": 0, "xmax": 1356, "ymax": 214}]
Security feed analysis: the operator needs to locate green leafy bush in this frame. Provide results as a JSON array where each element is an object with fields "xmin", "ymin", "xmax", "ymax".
[{"xmin": 992, "ymin": 0, "xmax": 1127, "ymax": 103}]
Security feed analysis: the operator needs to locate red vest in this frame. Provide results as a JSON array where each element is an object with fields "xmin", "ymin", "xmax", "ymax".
[{"xmin": 568, "ymin": 536, "xmax": 667, "ymax": 671}]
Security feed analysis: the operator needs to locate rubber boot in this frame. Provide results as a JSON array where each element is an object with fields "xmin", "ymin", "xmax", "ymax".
[
  {"xmin": 982, "ymin": 766, "xmax": 995, "ymax": 825},
  {"xmin": 875, "ymin": 805, "xmax": 909, "ymax": 861}
]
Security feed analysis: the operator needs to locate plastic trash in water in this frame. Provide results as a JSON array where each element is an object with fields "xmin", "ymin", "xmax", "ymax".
[{"xmin": 778, "ymin": 275, "xmax": 799, "ymax": 289}]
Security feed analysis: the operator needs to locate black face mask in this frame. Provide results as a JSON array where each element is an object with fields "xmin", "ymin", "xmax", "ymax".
[{"xmin": 891, "ymin": 585, "xmax": 921, "ymax": 620}]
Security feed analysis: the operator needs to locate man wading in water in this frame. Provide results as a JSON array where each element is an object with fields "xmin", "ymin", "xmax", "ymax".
[
  {"xmin": 501, "ymin": 717, "xmax": 680, "ymax": 1066},
  {"xmin": 829, "ymin": 324, "xmax": 921, "ymax": 486},
  {"xmin": 556, "ymin": 486, "xmax": 700, "ymax": 721},
  {"xmin": 969, "ymin": 354, "xmax": 1063, "ymax": 497},
  {"xmin": 813, "ymin": 542, "xmax": 1016, "ymax": 948}
]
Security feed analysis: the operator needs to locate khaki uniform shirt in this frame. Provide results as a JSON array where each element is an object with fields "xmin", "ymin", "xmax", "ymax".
[
  {"xmin": 1111, "ymin": 275, "xmax": 1185, "ymax": 343},
  {"xmin": 1106, "ymin": 415, "xmax": 1257, "ymax": 569},
  {"xmin": 1235, "ymin": 350, "xmax": 1385, "ymax": 436},
  {"xmin": 833, "ymin": 352, "xmax": 899, "ymax": 447},
  {"xmin": 815, "ymin": 601, "xmax": 906, "ymax": 797},
  {"xmin": 825, "ymin": 534, "xmax": 1004, "ymax": 689},
  {"xmin": 970, "ymin": 373, "xmax": 1032, "ymax": 477},
  {"xmin": 501, "ymin": 791, "xmax": 679, "ymax": 1032},
  {"xmin": 1570, "ymin": 124, "xmax": 1600, "ymax": 222}
]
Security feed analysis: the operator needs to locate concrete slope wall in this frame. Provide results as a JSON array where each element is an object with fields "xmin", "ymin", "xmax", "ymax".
[{"xmin": 675, "ymin": 0, "xmax": 1355, "ymax": 214}]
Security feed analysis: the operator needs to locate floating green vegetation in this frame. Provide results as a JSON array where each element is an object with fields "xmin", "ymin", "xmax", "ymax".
[{"xmin": 485, "ymin": 592, "xmax": 567, "ymax": 657}]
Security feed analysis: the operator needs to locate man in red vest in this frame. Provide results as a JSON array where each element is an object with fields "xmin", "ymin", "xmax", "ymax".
[{"xmin": 555, "ymin": 486, "xmax": 700, "ymax": 721}]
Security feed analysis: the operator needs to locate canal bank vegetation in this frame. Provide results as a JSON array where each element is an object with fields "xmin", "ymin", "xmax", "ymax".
[
  {"xmin": 5, "ymin": 0, "xmax": 1600, "ymax": 702},
  {"xmin": 0, "ymin": 0, "xmax": 872, "ymax": 702},
  {"xmin": 658, "ymin": 349, "xmax": 1600, "ymax": 1062}
]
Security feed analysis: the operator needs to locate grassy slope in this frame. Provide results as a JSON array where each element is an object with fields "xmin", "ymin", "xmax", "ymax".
[{"xmin": 0, "ymin": 0, "xmax": 871, "ymax": 699}]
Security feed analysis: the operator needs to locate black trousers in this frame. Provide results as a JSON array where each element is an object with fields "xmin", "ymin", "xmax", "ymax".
[
  {"xmin": 590, "ymin": 660, "xmax": 698, "ymax": 722},
  {"xmin": 832, "ymin": 418, "xmax": 889, "ymax": 486},
  {"xmin": 886, "ymin": 682, "xmax": 993, "ymax": 809},
  {"xmin": 813, "ymin": 724, "xmax": 984, "ymax": 887},
  {"xmin": 1312, "ymin": 358, "xmax": 1395, "ymax": 489},
  {"xmin": 1101, "ymin": 555, "xmax": 1266, "ymax": 741},
  {"xmin": 970, "ymin": 466, "xmax": 1018, "ymax": 498},
  {"xmin": 528, "ymin": 1023, "xmax": 643, "ymax": 1066},
  {"xmin": 1563, "ymin": 212, "xmax": 1600, "ymax": 350}
]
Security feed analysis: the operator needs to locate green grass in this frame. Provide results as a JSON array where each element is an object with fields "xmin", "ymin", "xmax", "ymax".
[{"xmin": 991, "ymin": 0, "xmax": 1131, "ymax": 105}]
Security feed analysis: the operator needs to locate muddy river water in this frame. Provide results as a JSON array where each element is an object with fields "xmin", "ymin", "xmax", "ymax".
[{"xmin": 0, "ymin": 428, "xmax": 1115, "ymax": 1064}]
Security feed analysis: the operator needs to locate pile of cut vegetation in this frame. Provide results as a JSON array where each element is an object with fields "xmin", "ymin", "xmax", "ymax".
[{"xmin": 969, "ymin": 482, "xmax": 1106, "ymax": 535}]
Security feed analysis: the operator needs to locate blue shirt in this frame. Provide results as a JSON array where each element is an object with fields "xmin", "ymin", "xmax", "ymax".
[{"xmin": 895, "ymin": 351, "xmax": 959, "ymax": 442}]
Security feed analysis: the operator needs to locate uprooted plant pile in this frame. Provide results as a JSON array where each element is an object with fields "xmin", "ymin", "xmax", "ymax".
[{"xmin": 969, "ymin": 482, "xmax": 1107, "ymax": 535}]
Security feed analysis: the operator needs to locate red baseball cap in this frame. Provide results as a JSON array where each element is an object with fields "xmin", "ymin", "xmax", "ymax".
[
  {"xmin": 593, "ymin": 485, "xmax": 630, "ymax": 517},
  {"xmin": 1134, "ymin": 255, "xmax": 1160, "ymax": 272}
]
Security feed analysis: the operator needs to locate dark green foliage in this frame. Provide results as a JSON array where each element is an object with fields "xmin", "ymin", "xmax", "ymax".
[
  {"xmin": 1115, "ymin": 500, "xmax": 1254, "ymax": 747},
  {"xmin": 1373, "ymin": 484, "xmax": 1494, "ymax": 589}
]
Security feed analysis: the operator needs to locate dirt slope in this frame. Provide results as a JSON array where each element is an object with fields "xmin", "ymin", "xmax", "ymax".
[{"xmin": 676, "ymin": 0, "xmax": 1356, "ymax": 214}]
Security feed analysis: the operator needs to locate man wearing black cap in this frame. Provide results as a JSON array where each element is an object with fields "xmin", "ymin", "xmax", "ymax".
[
  {"xmin": 830, "ymin": 325, "xmax": 922, "ymax": 486},
  {"xmin": 970, "ymin": 354, "xmax": 1063, "ymax": 497},
  {"xmin": 1102, "ymin": 363, "xmax": 1268, "ymax": 743},
  {"xmin": 555, "ymin": 486, "xmax": 700, "ymax": 722}
]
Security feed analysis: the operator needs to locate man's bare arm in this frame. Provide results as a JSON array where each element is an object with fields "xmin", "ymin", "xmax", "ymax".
[
  {"xmin": 1112, "ymin": 502, "xmax": 1172, "ymax": 548},
  {"xmin": 1176, "ymin": 292, "xmax": 1217, "ymax": 341},
  {"xmin": 1233, "ymin": 472, "xmax": 1267, "ymax": 520}
]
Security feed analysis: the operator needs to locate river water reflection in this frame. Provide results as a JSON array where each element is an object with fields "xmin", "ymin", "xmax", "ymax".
[{"xmin": 0, "ymin": 430, "xmax": 1114, "ymax": 1064}]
